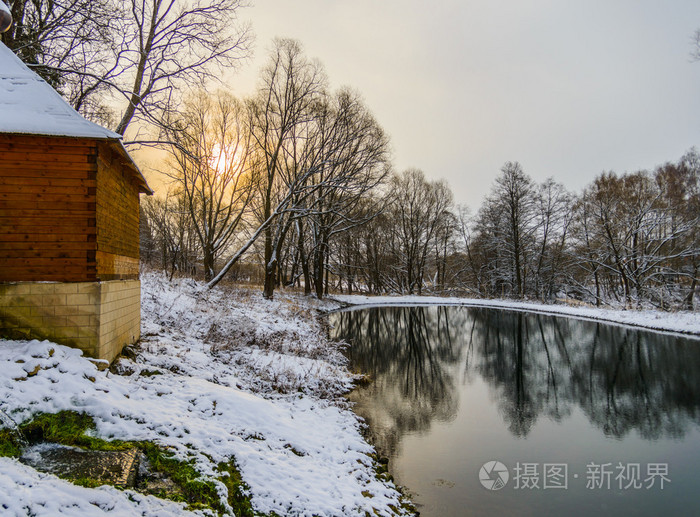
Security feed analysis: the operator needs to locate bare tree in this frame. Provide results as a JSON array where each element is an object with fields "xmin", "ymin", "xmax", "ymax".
[
  {"xmin": 205, "ymin": 40, "xmax": 327, "ymax": 294},
  {"xmin": 386, "ymin": 169, "xmax": 453, "ymax": 295},
  {"xmin": 651, "ymin": 152, "xmax": 699, "ymax": 309},
  {"xmin": 1, "ymin": 0, "xmax": 121, "ymax": 124},
  {"xmin": 569, "ymin": 159, "xmax": 698, "ymax": 309},
  {"xmin": 161, "ymin": 90, "xmax": 254, "ymax": 281},
  {"xmin": 303, "ymin": 88, "xmax": 391, "ymax": 298},
  {"xmin": 243, "ymin": 38, "xmax": 326, "ymax": 299},
  {"xmin": 2, "ymin": 0, "xmax": 251, "ymax": 133},
  {"xmin": 674, "ymin": 149, "xmax": 700, "ymax": 309},
  {"xmin": 115, "ymin": 0, "xmax": 251, "ymax": 136},
  {"xmin": 568, "ymin": 191, "xmax": 606, "ymax": 306},
  {"xmin": 141, "ymin": 190, "xmax": 201, "ymax": 279},
  {"xmin": 332, "ymin": 195, "xmax": 395, "ymax": 294},
  {"xmin": 450, "ymin": 205, "xmax": 487, "ymax": 295},
  {"xmin": 475, "ymin": 162, "xmax": 536, "ymax": 298},
  {"xmin": 532, "ymin": 178, "xmax": 572, "ymax": 300}
]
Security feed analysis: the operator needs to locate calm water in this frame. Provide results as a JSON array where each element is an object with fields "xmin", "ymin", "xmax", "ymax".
[{"xmin": 329, "ymin": 306, "xmax": 700, "ymax": 517}]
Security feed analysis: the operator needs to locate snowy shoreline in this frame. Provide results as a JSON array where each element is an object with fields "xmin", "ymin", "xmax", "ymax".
[
  {"xmin": 0, "ymin": 273, "xmax": 411, "ymax": 516},
  {"xmin": 330, "ymin": 294, "xmax": 700, "ymax": 337}
]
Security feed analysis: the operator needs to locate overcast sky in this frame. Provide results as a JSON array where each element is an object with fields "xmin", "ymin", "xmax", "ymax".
[{"xmin": 232, "ymin": 0, "xmax": 700, "ymax": 208}]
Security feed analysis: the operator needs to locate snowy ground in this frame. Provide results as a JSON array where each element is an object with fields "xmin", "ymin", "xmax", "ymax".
[
  {"xmin": 0, "ymin": 272, "xmax": 409, "ymax": 516},
  {"xmin": 2, "ymin": 279, "xmax": 697, "ymax": 517},
  {"xmin": 331, "ymin": 294, "xmax": 700, "ymax": 336}
]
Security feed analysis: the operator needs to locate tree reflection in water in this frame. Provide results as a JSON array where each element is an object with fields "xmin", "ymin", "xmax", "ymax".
[
  {"xmin": 335, "ymin": 306, "xmax": 464, "ymax": 456},
  {"xmin": 331, "ymin": 306, "xmax": 700, "ymax": 456}
]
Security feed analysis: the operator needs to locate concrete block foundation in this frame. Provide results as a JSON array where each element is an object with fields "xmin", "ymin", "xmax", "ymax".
[{"xmin": 0, "ymin": 280, "xmax": 140, "ymax": 363}]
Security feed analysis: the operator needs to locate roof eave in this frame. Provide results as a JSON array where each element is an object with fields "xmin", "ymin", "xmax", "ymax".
[{"xmin": 109, "ymin": 140, "xmax": 154, "ymax": 195}]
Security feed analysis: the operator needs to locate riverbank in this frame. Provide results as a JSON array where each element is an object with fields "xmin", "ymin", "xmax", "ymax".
[
  {"xmin": 331, "ymin": 294, "xmax": 700, "ymax": 336},
  {"xmin": 0, "ymin": 273, "xmax": 410, "ymax": 516}
]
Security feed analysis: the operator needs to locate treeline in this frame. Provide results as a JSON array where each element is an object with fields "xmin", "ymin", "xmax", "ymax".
[
  {"xmin": 140, "ymin": 40, "xmax": 699, "ymax": 309},
  {"xmin": 458, "ymin": 157, "xmax": 699, "ymax": 309},
  {"xmin": 320, "ymin": 155, "xmax": 697, "ymax": 309}
]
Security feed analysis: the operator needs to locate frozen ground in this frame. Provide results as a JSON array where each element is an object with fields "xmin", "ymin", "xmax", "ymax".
[
  {"xmin": 331, "ymin": 294, "xmax": 700, "ymax": 336},
  {"xmin": 0, "ymin": 272, "xmax": 408, "ymax": 516}
]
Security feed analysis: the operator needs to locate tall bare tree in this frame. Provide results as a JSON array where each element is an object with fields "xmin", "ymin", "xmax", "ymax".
[
  {"xmin": 532, "ymin": 178, "xmax": 572, "ymax": 300},
  {"xmin": 162, "ymin": 90, "xmax": 254, "ymax": 281},
  {"xmin": 245, "ymin": 38, "xmax": 326, "ymax": 299},
  {"xmin": 386, "ymin": 169, "xmax": 453, "ymax": 295},
  {"xmin": 205, "ymin": 39, "xmax": 327, "ymax": 294},
  {"xmin": 302, "ymin": 88, "xmax": 391, "ymax": 298},
  {"xmin": 476, "ymin": 162, "xmax": 536, "ymax": 298}
]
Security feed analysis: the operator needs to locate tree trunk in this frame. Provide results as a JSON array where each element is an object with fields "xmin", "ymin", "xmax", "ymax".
[
  {"xmin": 263, "ymin": 261, "xmax": 276, "ymax": 300},
  {"xmin": 203, "ymin": 248, "xmax": 214, "ymax": 282},
  {"xmin": 262, "ymin": 219, "xmax": 275, "ymax": 299},
  {"xmin": 297, "ymin": 222, "xmax": 311, "ymax": 295},
  {"xmin": 684, "ymin": 264, "xmax": 697, "ymax": 311},
  {"xmin": 314, "ymin": 234, "xmax": 327, "ymax": 299}
]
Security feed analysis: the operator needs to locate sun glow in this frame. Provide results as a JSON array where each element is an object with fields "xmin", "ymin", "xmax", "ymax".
[{"xmin": 210, "ymin": 142, "xmax": 244, "ymax": 177}]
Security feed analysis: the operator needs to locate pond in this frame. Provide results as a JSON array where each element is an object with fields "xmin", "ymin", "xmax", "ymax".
[{"xmin": 328, "ymin": 306, "xmax": 700, "ymax": 517}]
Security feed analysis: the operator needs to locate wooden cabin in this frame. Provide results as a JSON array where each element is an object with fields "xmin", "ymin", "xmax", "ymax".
[{"xmin": 0, "ymin": 41, "xmax": 152, "ymax": 363}]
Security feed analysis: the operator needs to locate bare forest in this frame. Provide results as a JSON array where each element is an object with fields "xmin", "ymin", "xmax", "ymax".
[
  {"xmin": 4, "ymin": 0, "xmax": 698, "ymax": 310},
  {"xmin": 141, "ymin": 87, "xmax": 700, "ymax": 309},
  {"xmin": 139, "ymin": 37, "xmax": 699, "ymax": 310}
]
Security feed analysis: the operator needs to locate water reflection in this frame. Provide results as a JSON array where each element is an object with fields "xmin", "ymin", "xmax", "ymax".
[
  {"xmin": 338, "ymin": 307, "xmax": 463, "ymax": 456},
  {"xmin": 332, "ymin": 306, "xmax": 700, "ymax": 455}
]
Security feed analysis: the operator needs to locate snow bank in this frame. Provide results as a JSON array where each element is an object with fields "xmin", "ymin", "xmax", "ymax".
[
  {"xmin": 331, "ymin": 294, "xmax": 700, "ymax": 336},
  {"xmin": 0, "ymin": 273, "xmax": 408, "ymax": 516}
]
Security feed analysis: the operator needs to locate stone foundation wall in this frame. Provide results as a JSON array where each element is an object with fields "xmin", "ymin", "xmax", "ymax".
[
  {"xmin": 0, "ymin": 280, "xmax": 140, "ymax": 363},
  {"xmin": 98, "ymin": 280, "xmax": 141, "ymax": 362}
]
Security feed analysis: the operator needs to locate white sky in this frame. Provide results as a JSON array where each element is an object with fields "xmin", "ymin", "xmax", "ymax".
[{"xmin": 229, "ymin": 0, "xmax": 700, "ymax": 208}]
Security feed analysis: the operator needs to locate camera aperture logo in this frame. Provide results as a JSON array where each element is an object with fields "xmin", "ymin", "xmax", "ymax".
[{"xmin": 480, "ymin": 461, "xmax": 509, "ymax": 490}]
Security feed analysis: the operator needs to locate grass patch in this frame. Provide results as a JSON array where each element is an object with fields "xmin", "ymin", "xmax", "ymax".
[
  {"xmin": 139, "ymin": 441, "xmax": 223, "ymax": 511},
  {"xmin": 72, "ymin": 477, "xmax": 108, "ymax": 489},
  {"xmin": 19, "ymin": 411, "xmax": 131, "ymax": 452},
  {"xmin": 217, "ymin": 459, "xmax": 256, "ymax": 517},
  {"xmin": 0, "ymin": 410, "xmax": 259, "ymax": 516},
  {"xmin": 0, "ymin": 428, "xmax": 22, "ymax": 457}
]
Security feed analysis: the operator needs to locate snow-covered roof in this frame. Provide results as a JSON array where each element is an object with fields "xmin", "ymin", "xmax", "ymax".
[{"xmin": 0, "ymin": 41, "xmax": 120, "ymax": 139}]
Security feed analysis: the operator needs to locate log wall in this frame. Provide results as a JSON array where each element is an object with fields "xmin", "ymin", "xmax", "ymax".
[
  {"xmin": 95, "ymin": 142, "xmax": 140, "ymax": 280},
  {"xmin": 0, "ymin": 134, "xmax": 97, "ymax": 282}
]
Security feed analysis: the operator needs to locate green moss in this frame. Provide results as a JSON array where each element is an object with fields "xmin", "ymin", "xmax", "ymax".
[
  {"xmin": 0, "ymin": 411, "xmax": 260, "ymax": 515},
  {"xmin": 0, "ymin": 429, "xmax": 22, "ymax": 457},
  {"xmin": 72, "ymin": 477, "xmax": 107, "ymax": 489},
  {"xmin": 19, "ymin": 411, "xmax": 131, "ymax": 452},
  {"xmin": 217, "ymin": 459, "xmax": 256, "ymax": 517},
  {"xmin": 139, "ymin": 441, "xmax": 221, "ymax": 509}
]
